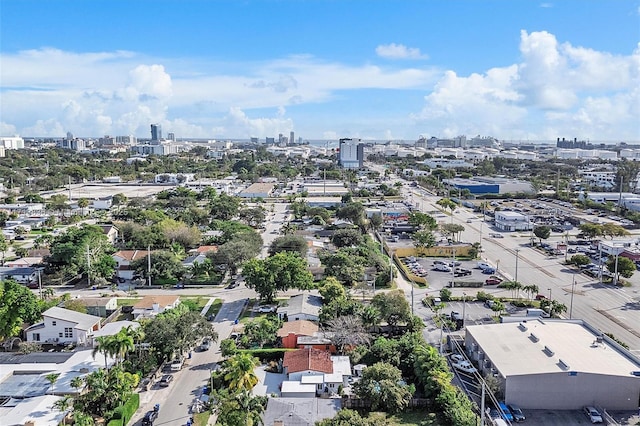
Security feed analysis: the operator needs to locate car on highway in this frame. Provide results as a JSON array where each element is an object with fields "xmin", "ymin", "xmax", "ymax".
[
  {"xmin": 584, "ymin": 406, "xmax": 603, "ymax": 423},
  {"xmin": 158, "ymin": 374, "xmax": 174, "ymax": 387},
  {"xmin": 485, "ymin": 277, "xmax": 503, "ymax": 285}
]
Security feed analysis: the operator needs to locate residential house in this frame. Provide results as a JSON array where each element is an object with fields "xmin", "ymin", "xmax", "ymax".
[
  {"xmin": 72, "ymin": 297, "xmax": 118, "ymax": 318},
  {"xmin": 92, "ymin": 321, "xmax": 140, "ymax": 345},
  {"xmin": 4, "ymin": 256, "xmax": 44, "ymax": 267},
  {"xmin": 25, "ymin": 307, "xmax": 102, "ymax": 346},
  {"xmin": 277, "ymin": 320, "xmax": 319, "ymax": 349},
  {"xmin": 262, "ymin": 398, "xmax": 341, "ymax": 426},
  {"xmin": 112, "ymin": 250, "xmax": 150, "ymax": 281},
  {"xmin": 281, "ymin": 348, "xmax": 352, "ymax": 397},
  {"xmin": 99, "ymin": 224, "xmax": 118, "ymax": 243},
  {"xmin": 132, "ymin": 295, "xmax": 180, "ymax": 319},
  {"xmin": 0, "ymin": 266, "xmax": 39, "ymax": 285},
  {"xmin": 277, "ymin": 294, "xmax": 322, "ymax": 322}
]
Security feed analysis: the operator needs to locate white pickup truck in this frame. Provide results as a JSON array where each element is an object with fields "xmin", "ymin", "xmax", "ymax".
[{"xmin": 170, "ymin": 357, "xmax": 185, "ymax": 371}]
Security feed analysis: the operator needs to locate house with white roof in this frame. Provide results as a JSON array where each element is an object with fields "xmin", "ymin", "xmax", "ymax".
[{"xmin": 25, "ymin": 307, "xmax": 102, "ymax": 346}]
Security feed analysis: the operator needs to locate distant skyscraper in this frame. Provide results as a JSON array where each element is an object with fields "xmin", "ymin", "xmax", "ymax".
[
  {"xmin": 66, "ymin": 131, "xmax": 74, "ymax": 140},
  {"xmin": 290, "ymin": 131, "xmax": 295, "ymax": 145},
  {"xmin": 151, "ymin": 124, "xmax": 162, "ymax": 141},
  {"xmin": 338, "ymin": 138, "xmax": 364, "ymax": 169},
  {"xmin": 167, "ymin": 132, "xmax": 176, "ymax": 142}
]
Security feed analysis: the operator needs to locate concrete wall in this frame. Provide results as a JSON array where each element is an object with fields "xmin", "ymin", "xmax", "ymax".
[{"xmin": 506, "ymin": 372, "xmax": 640, "ymax": 410}]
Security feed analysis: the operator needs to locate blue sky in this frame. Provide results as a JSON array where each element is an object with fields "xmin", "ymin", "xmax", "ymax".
[{"xmin": 1, "ymin": 0, "xmax": 639, "ymax": 142}]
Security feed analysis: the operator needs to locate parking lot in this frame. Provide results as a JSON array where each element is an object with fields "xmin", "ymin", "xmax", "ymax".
[{"xmin": 404, "ymin": 256, "xmax": 498, "ymax": 289}]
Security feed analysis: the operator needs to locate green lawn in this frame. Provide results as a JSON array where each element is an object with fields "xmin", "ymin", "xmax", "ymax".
[
  {"xmin": 117, "ymin": 298, "xmax": 141, "ymax": 306},
  {"xmin": 385, "ymin": 410, "xmax": 443, "ymax": 425},
  {"xmin": 193, "ymin": 411, "xmax": 210, "ymax": 426}
]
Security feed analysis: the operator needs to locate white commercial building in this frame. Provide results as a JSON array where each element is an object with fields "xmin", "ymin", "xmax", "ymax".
[
  {"xmin": 0, "ymin": 136, "xmax": 25, "ymax": 149},
  {"xmin": 465, "ymin": 320, "xmax": 640, "ymax": 410},
  {"xmin": 494, "ymin": 211, "xmax": 533, "ymax": 231}
]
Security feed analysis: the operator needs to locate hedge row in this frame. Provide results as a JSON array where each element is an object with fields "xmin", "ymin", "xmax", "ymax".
[{"xmin": 109, "ymin": 393, "xmax": 140, "ymax": 426}]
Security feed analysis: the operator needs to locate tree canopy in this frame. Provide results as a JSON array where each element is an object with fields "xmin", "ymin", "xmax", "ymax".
[
  {"xmin": 243, "ymin": 251, "xmax": 314, "ymax": 302},
  {"xmin": 0, "ymin": 279, "xmax": 43, "ymax": 339}
]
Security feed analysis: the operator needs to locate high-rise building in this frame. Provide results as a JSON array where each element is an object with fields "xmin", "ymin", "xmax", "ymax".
[
  {"xmin": 290, "ymin": 131, "xmax": 295, "ymax": 146},
  {"xmin": 338, "ymin": 138, "xmax": 364, "ymax": 169},
  {"xmin": 167, "ymin": 132, "xmax": 176, "ymax": 142},
  {"xmin": 151, "ymin": 124, "xmax": 162, "ymax": 141}
]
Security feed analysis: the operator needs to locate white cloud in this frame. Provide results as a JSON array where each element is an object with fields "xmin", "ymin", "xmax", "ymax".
[
  {"xmin": 540, "ymin": 3, "xmax": 553, "ymax": 8},
  {"xmin": 413, "ymin": 30, "xmax": 639, "ymax": 140},
  {"xmin": 376, "ymin": 43, "xmax": 428, "ymax": 60},
  {"xmin": 0, "ymin": 34, "xmax": 638, "ymax": 141}
]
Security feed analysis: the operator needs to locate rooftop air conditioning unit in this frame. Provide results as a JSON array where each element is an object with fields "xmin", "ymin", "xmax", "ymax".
[
  {"xmin": 529, "ymin": 333, "xmax": 539, "ymax": 342},
  {"xmin": 543, "ymin": 346, "xmax": 555, "ymax": 356}
]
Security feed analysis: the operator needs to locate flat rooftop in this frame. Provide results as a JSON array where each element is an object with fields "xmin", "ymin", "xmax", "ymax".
[{"xmin": 467, "ymin": 320, "xmax": 640, "ymax": 377}]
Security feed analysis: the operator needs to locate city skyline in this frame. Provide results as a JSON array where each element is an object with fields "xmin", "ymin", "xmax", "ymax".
[{"xmin": 1, "ymin": 0, "xmax": 639, "ymax": 142}]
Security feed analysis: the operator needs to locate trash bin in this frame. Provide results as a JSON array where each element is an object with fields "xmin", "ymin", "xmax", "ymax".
[
  {"xmin": 234, "ymin": 319, "xmax": 239, "ymax": 325},
  {"xmin": 188, "ymin": 352, "xmax": 192, "ymax": 359}
]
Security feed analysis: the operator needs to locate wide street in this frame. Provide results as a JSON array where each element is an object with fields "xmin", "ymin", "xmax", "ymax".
[{"xmin": 401, "ymin": 182, "xmax": 640, "ymax": 355}]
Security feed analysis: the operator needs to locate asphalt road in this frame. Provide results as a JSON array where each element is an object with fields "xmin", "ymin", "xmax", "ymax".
[{"xmin": 400, "ymin": 183, "xmax": 640, "ymax": 355}]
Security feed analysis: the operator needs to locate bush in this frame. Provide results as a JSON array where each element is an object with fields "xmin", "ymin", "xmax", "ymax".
[
  {"xmin": 439, "ymin": 288, "xmax": 452, "ymax": 302},
  {"xmin": 240, "ymin": 348, "xmax": 292, "ymax": 363},
  {"xmin": 111, "ymin": 393, "xmax": 139, "ymax": 425},
  {"xmin": 475, "ymin": 291, "xmax": 494, "ymax": 302}
]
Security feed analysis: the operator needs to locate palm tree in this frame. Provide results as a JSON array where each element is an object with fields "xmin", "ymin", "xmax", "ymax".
[
  {"xmin": 111, "ymin": 328, "xmax": 135, "ymax": 364},
  {"xmin": 53, "ymin": 395, "xmax": 73, "ymax": 424},
  {"xmin": 523, "ymin": 284, "xmax": 539, "ymax": 301},
  {"xmin": 224, "ymin": 353, "xmax": 260, "ymax": 392},
  {"xmin": 70, "ymin": 376, "xmax": 84, "ymax": 393},
  {"xmin": 77, "ymin": 198, "xmax": 89, "ymax": 215},
  {"xmin": 92, "ymin": 336, "xmax": 116, "ymax": 369},
  {"xmin": 125, "ymin": 325, "xmax": 145, "ymax": 358},
  {"xmin": 45, "ymin": 372, "xmax": 60, "ymax": 395},
  {"xmin": 235, "ymin": 390, "xmax": 266, "ymax": 426}
]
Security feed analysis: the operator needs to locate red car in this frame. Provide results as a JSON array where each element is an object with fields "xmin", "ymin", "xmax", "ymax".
[
  {"xmin": 535, "ymin": 294, "xmax": 547, "ymax": 300},
  {"xmin": 485, "ymin": 277, "xmax": 503, "ymax": 285}
]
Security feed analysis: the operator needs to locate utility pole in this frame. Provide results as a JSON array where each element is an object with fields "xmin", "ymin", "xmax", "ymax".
[
  {"xmin": 86, "ymin": 245, "xmax": 91, "ymax": 288},
  {"xmin": 147, "ymin": 245, "xmax": 152, "ymax": 287}
]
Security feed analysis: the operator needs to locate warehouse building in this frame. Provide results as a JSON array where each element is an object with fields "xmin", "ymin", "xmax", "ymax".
[
  {"xmin": 443, "ymin": 176, "xmax": 534, "ymax": 195},
  {"xmin": 464, "ymin": 319, "xmax": 640, "ymax": 410}
]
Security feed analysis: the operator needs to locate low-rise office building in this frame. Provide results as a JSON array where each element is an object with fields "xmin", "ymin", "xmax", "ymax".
[
  {"xmin": 494, "ymin": 211, "xmax": 533, "ymax": 231},
  {"xmin": 464, "ymin": 319, "xmax": 640, "ymax": 410}
]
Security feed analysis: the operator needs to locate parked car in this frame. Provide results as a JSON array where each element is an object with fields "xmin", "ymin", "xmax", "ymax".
[
  {"xmin": 225, "ymin": 281, "xmax": 239, "ymax": 289},
  {"xmin": 159, "ymin": 374, "xmax": 174, "ymax": 387},
  {"xmin": 584, "ymin": 406, "xmax": 603, "ymax": 423},
  {"xmin": 454, "ymin": 268, "xmax": 472, "ymax": 277},
  {"xmin": 142, "ymin": 409, "xmax": 158, "ymax": 426},
  {"xmin": 258, "ymin": 305, "xmax": 276, "ymax": 313},
  {"xmin": 434, "ymin": 264, "xmax": 451, "ymax": 272},
  {"xmin": 507, "ymin": 404, "xmax": 526, "ymax": 422},
  {"xmin": 498, "ymin": 402, "xmax": 514, "ymax": 422},
  {"xmin": 450, "ymin": 354, "xmax": 465, "ymax": 363},
  {"xmin": 482, "ymin": 267, "xmax": 497, "ymax": 274},
  {"xmin": 485, "ymin": 277, "xmax": 503, "ymax": 285},
  {"xmin": 452, "ymin": 360, "xmax": 477, "ymax": 374},
  {"xmin": 448, "ymin": 261, "xmax": 462, "ymax": 267},
  {"xmin": 200, "ymin": 338, "xmax": 212, "ymax": 351}
]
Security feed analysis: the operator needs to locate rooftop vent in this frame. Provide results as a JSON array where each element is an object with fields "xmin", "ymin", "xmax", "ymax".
[
  {"xmin": 631, "ymin": 371, "xmax": 640, "ymax": 377},
  {"xmin": 518, "ymin": 322, "xmax": 528, "ymax": 331},
  {"xmin": 558, "ymin": 359, "xmax": 570, "ymax": 370},
  {"xmin": 543, "ymin": 346, "xmax": 555, "ymax": 356},
  {"xmin": 596, "ymin": 336, "xmax": 604, "ymax": 344},
  {"xmin": 529, "ymin": 333, "xmax": 539, "ymax": 342}
]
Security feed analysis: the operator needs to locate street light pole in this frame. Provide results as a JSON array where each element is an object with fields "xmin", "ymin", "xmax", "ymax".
[
  {"xmin": 569, "ymin": 274, "xmax": 576, "ymax": 319},
  {"xmin": 548, "ymin": 288, "xmax": 552, "ymax": 301},
  {"xmin": 462, "ymin": 292, "xmax": 467, "ymax": 327},
  {"xmin": 515, "ymin": 249, "xmax": 520, "ymax": 283}
]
